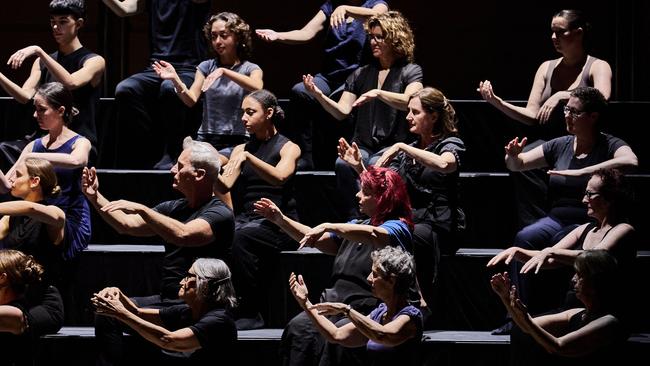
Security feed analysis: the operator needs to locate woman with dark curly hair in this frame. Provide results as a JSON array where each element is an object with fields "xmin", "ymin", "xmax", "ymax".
[
  {"xmin": 302, "ymin": 10, "xmax": 423, "ymax": 219},
  {"xmin": 154, "ymin": 11, "xmax": 263, "ymax": 159},
  {"xmin": 254, "ymin": 166, "xmax": 413, "ymax": 366}
]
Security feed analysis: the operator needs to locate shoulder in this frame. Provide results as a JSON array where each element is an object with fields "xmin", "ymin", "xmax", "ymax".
[{"xmin": 153, "ymin": 198, "xmax": 187, "ymax": 214}]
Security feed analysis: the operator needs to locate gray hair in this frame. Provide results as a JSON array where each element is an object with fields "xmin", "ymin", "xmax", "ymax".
[
  {"xmin": 192, "ymin": 258, "xmax": 237, "ymax": 309},
  {"xmin": 371, "ymin": 246, "xmax": 415, "ymax": 296},
  {"xmin": 182, "ymin": 136, "xmax": 222, "ymax": 188}
]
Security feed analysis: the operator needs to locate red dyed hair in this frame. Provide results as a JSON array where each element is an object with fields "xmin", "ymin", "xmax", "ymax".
[{"xmin": 360, "ymin": 166, "xmax": 413, "ymax": 229}]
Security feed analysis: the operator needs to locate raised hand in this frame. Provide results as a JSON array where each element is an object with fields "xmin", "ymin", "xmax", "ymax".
[
  {"xmin": 477, "ymin": 80, "xmax": 499, "ymax": 105},
  {"xmin": 289, "ymin": 272, "xmax": 309, "ymax": 307},
  {"xmin": 201, "ymin": 68, "xmax": 225, "ymax": 92},
  {"xmin": 253, "ymin": 198, "xmax": 284, "ymax": 224},
  {"xmin": 302, "ymin": 74, "xmax": 323, "ymax": 97},
  {"xmin": 82, "ymin": 167, "xmax": 99, "ymax": 198},
  {"xmin": 337, "ymin": 138, "xmax": 363, "ymax": 171},
  {"xmin": 152, "ymin": 60, "xmax": 178, "ymax": 80},
  {"xmin": 308, "ymin": 302, "xmax": 349, "ymax": 316},
  {"xmin": 255, "ymin": 29, "xmax": 279, "ymax": 42},
  {"xmin": 504, "ymin": 137, "xmax": 527, "ymax": 157},
  {"xmin": 7, "ymin": 45, "xmax": 42, "ymax": 69},
  {"xmin": 489, "ymin": 272, "xmax": 512, "ymax": 302}
]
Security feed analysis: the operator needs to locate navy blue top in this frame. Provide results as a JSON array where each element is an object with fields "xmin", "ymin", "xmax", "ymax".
[
  {"xmin": 319, "ymin": 0, "xmax": 388, "ymax": 85},
  {"xmin": 33, "ymin": 135, "xmax": 91, "ymax": 260},
  {"xmin": 367, "ymin": 303, "xmax": 423, "ymax": 366}
]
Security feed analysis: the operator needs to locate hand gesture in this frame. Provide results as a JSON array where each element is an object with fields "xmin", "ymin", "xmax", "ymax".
[
  {"xmin": 299, "ymin": 223, "xmax": 328, "ymax": 249},
  {"xmin": 201, "ymin": 68, "xmax": 225, "ymax": 92},
  {"xmin": 82, "ymin": 167, "xmax": 99, "ymax": 198},
  {"xmin": 337, "ymin": 138, "xmax": 363, "ymax": 172},
  {"xmin": 330, "ymin": 5, "xmax": 349, "ymax": 29},
  {"xmin": 101, "ymin": 199, "xmax": 146, "ymax": 214},
  {"xmin": 152, "ymin": 60, "xmax": 178, "ymax": 81},
  {"xmin": 222, "ymin": 151, "xmax": 247, "ymax": 177},
  {"xmin": 486, "ymin": 247, "xmax": 520, "ymax": 267},
  {"xmin": 352, "ymin": 89, "xmax": 381, "ymax": 108},
  {"xmin": 255, "ymin": 29, "xmax": 279, "ymax": 42},
  {"xmin": 504, "ymin": 137, "xmax": 527, "ymax": 157},
  {"xmin": 302, "ymin": 74, "xmax": 323, "ymax": 97},
  {"xmin": 7, "ymin": 46, "xmax": 42, "ymax": 69},
  {"xmin": 308, "ymin": 302, "xmax": 349, "ymax": 316},
  {"xmin": 536, "ymin": 94, "xmax": 562, "ymax": 124},
  {"xmin": 521, "ymin": 248, "xmax": 552, "ymax": 274},
  {"xmin": 477, "ymin": 80, "xmax": 499, "ymax": 105},
  {"xmin": 489, "ymin": 272, "xmax": 512, "ymax": 302},
  {"xmin": 374, "ymin": 144, "xmax": 401, "ymax": 167},
  {"xmin": 289, "ymin": 272, "xmax": 309, "ymax": 307},
  {"xmin": 253, "ymin": 198, "xmax": 284, "ymax": 224}
]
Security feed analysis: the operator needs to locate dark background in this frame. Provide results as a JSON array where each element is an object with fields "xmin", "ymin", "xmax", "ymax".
[{"xmin": 1, "ymin": 0, "xmax": 648, "ymax": 101}]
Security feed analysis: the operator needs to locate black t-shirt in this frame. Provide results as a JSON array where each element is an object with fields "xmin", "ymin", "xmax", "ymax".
[
  {"xmin": 159, "ymin": 304, "xmax": 237, "ymax": 365},
  {"xmin": 542, "ymin": 133, "xmax": 628, "ymax": 223},
  {"xmin": 153, "ymin": 197, "xmax": 234, "ymax": 299},
  {"xmin": 345, "ymin": 61, "xmax": 423, "ymax": 151}
]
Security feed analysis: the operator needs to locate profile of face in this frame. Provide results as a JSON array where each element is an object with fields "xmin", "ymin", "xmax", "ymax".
[
  {"xmin": 583, "ymin": 175, "xmax": 609, "ymax": 219},
  {"xmin": 33, "ymin": 93, "xmax": 64, "ymax": 131},
  {"xmin": 356, "ymin": 185, "xmax": 378, "ymax": 217},
  {"xmin": 10, "ymin": 163, "xmax": 37, "ymax": 199},
  {"xmin": 406, "ymin": 97, "xmax": 436, "ymax": 136},
  {"xmin": 369, "ymin": 25, "xmax": 391, "ymax": 59},
  {"xmin": 572, "ymin": 271, "xmax": 594, "ymax": 304},
  {"xmin": 550, "ymin": 16, "xmax": 580, "ymax": 52},
  {"xmin": 564, "ymin": 96, "xmax": 594, "ymax": 135},
  {"xmin": 178, "ymin": 265, "xmax": 198, "ymax": 301},
  {"xmin": 210, "ymin": 19, "xmax": 238, "ymax": 57},
  {"xmin": 171, "ymin": 149, "xmax": 197, "ymax": 193},
  {"xmin": 367, "ymin": 263, "xmax": 394, "ymax": 300},
  {"xmin": 50, "ymin": 14, "xmax": 81, "ymax": 44},
  {"xmin": 241, "ymin": 96, "xmax": 271, "ymax": 134}
]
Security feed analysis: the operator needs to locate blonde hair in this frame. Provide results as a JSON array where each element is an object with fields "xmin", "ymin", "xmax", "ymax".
[{"xmin": 25, "ymin": 157, "xmax": 61, "ymax": 198}]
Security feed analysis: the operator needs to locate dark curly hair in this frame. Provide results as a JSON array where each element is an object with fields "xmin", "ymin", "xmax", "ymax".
[{"xmin": 203, "ymin": 12, "xmax": 252, "ymax": 60}]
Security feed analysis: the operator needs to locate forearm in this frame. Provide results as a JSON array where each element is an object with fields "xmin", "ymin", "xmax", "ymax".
[
  {"xmin": 348, "ymin": 310, "xmax": 409, "ymax": 347},
  {"xmin": 221, "ymin": 68, "xmax": 263, "ymax": 91},
  {"xmin": 27, "ymin": 152, "xmax": 87, "ymax": 169},
  {"xmin": 315, "ymin": 92, "xmax": 350, "ymax": 121},
  {"xmin": 505, "ymin": 154, "xmax": 526, "ymax": 171},
  {"xmin": 0, "ymin": 201, "xmax": 64, "ymax": 227},
  {"xmin": 325, "ymin": 223, "xmax": 389, "ymax": 247},
  {"xmin": 579, "ymin": 155, "xmax": 638, "ymax": 175},
  {"xmin": 246, "ymin": 154, "xmax": 292, "ymax": 186},
  {"xmin": 0, "ymin": 73, "xmax": 34, "ymax": 104},
  {"xmin": 87, "ymin": 193, "xmax": 153, "ymax": 236},
  {"xmin": 137, "ymin": 207, "xmax": 209, "ymax": 247},
  {"xmin": 376, "ymin": 90, "xmax": 410, "ymax": 111},
  {"xmin": 171, "ymin": 77, "xmax": 199, "ymax": 107},
  {"xmin": 490, "ymin": 98, "xmax": 539, "ymax": 126},
  {"xmin": 303, "ymin": 302, "xmax": 348, "ymax": 344},
  {"xmin": 275, "ymin": 30, "xmax": 316, "ymax": 44},
  {"xmin": 38, "ymin": 51, "xmax": 81, "ymax": 89},
  {"xmin": 545, "ymin": 248, "xmax": 581, "ymax": 267},
  {"xmin": 400, "ymin": 144, "xmax": 457, "ymax": 173},
  {"xmin": 118, "ymin": 311, "xmax": 172, "ymax": 349}
]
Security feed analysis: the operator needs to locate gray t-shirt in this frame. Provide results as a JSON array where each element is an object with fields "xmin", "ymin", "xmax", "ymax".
[{"xmin": 196, "ymin": 59, "xmax": 261, "ymax": 136}]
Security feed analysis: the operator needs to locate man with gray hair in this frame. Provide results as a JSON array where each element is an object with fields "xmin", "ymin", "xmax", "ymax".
[{"xmin": 82, "ymin": 136, "xmax": 234, "ymax": 366}]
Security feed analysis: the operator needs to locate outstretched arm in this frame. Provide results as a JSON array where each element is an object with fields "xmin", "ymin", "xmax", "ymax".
[
  {"xmin": 301, "ymin": 222, "xmax": 394, "ymax": 249},
  {"xmin": 102, "ymin": 0, "xmax": 144, "ymax": 17},
  {"xmin": 24, "ymin": 137, "xmax": 92, "ymax": 169},
  {"xmin": 0, "ymin": 58, "xmax": 42, "ymax": 103},
  {"xmin": 375, "ymin": 142, "xmax": 458, "ymax": 173},
  {"xmin": 504, "ymin": 138, "xmax": 547, "ymax": 172},
  {"xmin": 256, "ymin": 11, "xmax": 326, "ymax": 44},
  {"xmin": 548, "ymin": 145, "xmax": 638, "ymax": 177},
  {"xmin": 303, "ymin": 74, "xmax": 357, "ymax": 120},
  {"xmin": 353, "ymin": 81, "xmax": 423, "ymax": 110},
  {"xmin": 0, "ymin": 200, "xmax": 65, "ymax": 234}
]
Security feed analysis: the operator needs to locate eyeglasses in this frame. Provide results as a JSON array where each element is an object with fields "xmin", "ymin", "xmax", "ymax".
[
  {"xmin": 563, "ymin": 106, "xmax": 586, "ymax": 119},
  {"xmin": 368, "ymin": 33, "xmax": 385, "ymax": 43},
  {"xmin": 584, "ymin": 190, "xmax": 600, "ymax": 199}
]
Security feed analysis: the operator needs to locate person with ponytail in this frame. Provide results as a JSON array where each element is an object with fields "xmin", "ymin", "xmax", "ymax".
[
  {"xmin": 254, "ymin": 166, "xmax": 413, "ymax": 366},
  {"xmin": 92, "ymin": 258, "xmax": 237, "ymax": 365},
  {"xmin": 0, "ymin": 158, "xmax": 65, "ymax": 284},
  {"xmin": 339, "ymin": 86, "xmax": 465, "ymax": 316},
  {"xmin": 217, "ymin": 89, "xmax": 301, "ymax": 329},
  {"xmin": 0, "ymin": 249, "xmax": 64, "ymax": 366}
]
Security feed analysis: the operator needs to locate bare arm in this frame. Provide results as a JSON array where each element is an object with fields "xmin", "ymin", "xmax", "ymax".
[
  {"xmin": 256, "ymin": 11, "xmax": 326, "ymax": 44},
  {"xmin": 377, "ymin": 143, "xmax": 458, "ymax": 173},
  {"xmin": 0, "ymin": 305, "xmax": 27, "ymax": 334},
  {"xmin": 102, "ymin": 0, "xmax": 144, "ymax": 17},
  {"xmin": 243, "ymin": 141, "xmax": 300, "ymax": 186},
  {"xmin": 301, "ymin": 222, "xmax": 394, "ymax": 249},
  {"xmin": 549, "ymin": 146, "xmax": 638, "ymax": 177},
  {"xmin": 0, "ymin": 59, "xmax": 42, "ymax": 103},
  {"xmin": 220, "ymin": 68, "xmax": 264, "ymax": 92},
  {"xmin": 504, "ymin": 139, "xmax": 548, "ymax": 172},
  {"xmin": 37, "ymin": 50, "xmax": 105, "ymax": 89},
  {"xmin": 590, "ymin": 59, "xmax": 612, "ymax": 100},
  {"xmin": 0, "ymin": 200, "xmax": 65, "ymax": 230},
  {"xmin": 353, "ymin": 82, "xmax": 424, "ymax": 111},
  {"xmin": 307, "ymin": 77, "xmax": 357, "ymax": 120},
  {"xmin": 25, "ymin": 137, "xmax": 92, "ymax": 169}
]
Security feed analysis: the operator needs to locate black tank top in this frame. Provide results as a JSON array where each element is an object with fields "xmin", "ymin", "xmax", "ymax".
[
  {"xmin": 40, "ymin": 47, "xmax": 100, "ymax": 145},
  {"xmin": 232, "ymin": 133, "xmax": 296, "ymax": 218}
]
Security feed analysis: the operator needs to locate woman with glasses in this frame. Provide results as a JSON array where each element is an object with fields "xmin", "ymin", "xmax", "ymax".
[
  {"xmin": 302, "ymin": 10, "xmax": 423, "ymax": 220},
  {"xmin": 488, "ymin": 87, "xmax": 637, "ymax": 334},
  {"xmin": 91, "ymin": 258, "xmax": 237, "ymax": 365},
  {"xmin": 154, "ymin": 12, "xmax": 263, "ymax": 163},
  {"xmin": 477, "ymin": 9, "xmax": 613, "ymax": 229}
]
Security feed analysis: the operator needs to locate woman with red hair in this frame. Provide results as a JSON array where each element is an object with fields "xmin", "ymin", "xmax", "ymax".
[{"xmin": 254, "ymin": 166, "xmax": 413, "ymax": 366}]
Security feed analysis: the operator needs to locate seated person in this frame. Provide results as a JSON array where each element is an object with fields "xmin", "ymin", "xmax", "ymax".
[
  {"xmin": 0, "ymin": 250, "xmax": 64, "ymax": 366},
  {"xmin": 491, "ymin": 250, "xmax": 630, "ymax": 366},
  {"xmin": 289, "ymin": 245, "xmax": 423, "ymax": 366},
  {"xmin": 92, "ymin": 258, "xmax": 237, "ymax": 366}
]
